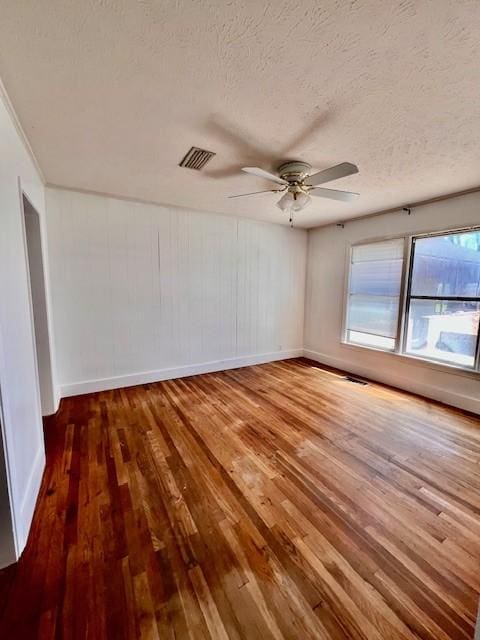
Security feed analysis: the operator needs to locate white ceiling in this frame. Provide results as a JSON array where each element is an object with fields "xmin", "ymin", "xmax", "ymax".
[{"xmin": 1, "ymin": 1, "xmax": 480, "ymax": 228}]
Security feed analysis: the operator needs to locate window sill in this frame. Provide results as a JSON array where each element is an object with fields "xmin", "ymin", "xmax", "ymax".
[{"xmin": 340, "ymin": 340, "xmax": 480, "ymax": 380}]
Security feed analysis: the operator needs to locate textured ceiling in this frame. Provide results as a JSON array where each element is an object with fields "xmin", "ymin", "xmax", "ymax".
[{"xmin": 1, "ymin": 1, "xmax": 480, "ymax": 228}]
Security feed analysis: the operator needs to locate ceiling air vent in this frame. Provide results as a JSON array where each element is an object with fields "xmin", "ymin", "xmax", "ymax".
[{"xmin": 179, "ymin": 146, "xmax": 216, "ymax": 170}]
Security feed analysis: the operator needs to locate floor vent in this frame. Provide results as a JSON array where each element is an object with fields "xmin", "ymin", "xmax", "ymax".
[
  {"xmin": 179, "ymin": 146, "xmax": 216, "ymax": 170},
  {"xmin": 344, "ymin": 376, "xmax": 368, "ymax": 386}
]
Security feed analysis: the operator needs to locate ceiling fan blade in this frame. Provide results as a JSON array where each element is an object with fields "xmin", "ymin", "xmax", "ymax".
[
  {"xmin": 309, "ymin": 187, "xmax": 359, "ymax": 202},
  {"xmin": 305, "ymin": 162, "xmax": 358, "ymax": 187},
  {"xmin": 228, "ymin": 189, "xmax": 284, "ymax": 198},
  {"xmin": 241, "ymin": 167, "xmax": 288, "ymax": 185}
]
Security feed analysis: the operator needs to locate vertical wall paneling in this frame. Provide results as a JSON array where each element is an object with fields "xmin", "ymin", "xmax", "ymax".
[{"xmin": 46, "ymin": 189, "xmax": 307, "ymax": 395}]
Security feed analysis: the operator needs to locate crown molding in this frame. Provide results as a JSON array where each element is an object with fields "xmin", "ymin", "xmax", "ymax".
[
  {"xmin": 310, "ymin": 184, "xmax": 480, "ymax": 230},
  {"xmin": 0, "ymin": 77, "xmax": 45, "ymax": 184},
  {"xmin": 45, "ymin": 182, "xmax": 309, "ymax": 231}
]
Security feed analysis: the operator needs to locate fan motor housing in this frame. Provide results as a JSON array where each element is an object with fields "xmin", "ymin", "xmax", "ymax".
[{"xmin": 277, "ymin": 161, "xmax": 312, "ymax": 183}]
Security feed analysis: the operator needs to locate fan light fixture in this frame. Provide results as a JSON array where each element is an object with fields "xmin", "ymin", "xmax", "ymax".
[{"xmin": 277, "ymin": 191, "xmax": 311, "ymax": 212}]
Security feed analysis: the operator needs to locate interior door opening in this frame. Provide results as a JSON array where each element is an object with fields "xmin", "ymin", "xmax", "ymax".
[{"xmin": 22, "ymin": 194, "xmax": 54, "ymax": 416}]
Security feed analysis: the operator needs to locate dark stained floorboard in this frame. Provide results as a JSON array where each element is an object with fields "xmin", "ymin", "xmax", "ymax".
[{"xmin": 1, "ymin": 358, "xmax": 479, "ymax": 639}]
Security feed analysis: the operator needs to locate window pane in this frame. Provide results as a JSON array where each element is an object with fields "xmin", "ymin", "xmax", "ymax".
[
  {"xmin": 352, "ymin": 239, "xmax": 404, "ymax": 263},
  {"xmin": 405, "ymin": 299, "xmax": 480, "ymax": 367},
  {"xmin": 411, "ymin": 231, "xmax": 480, "ymax": 297},
  {"xmin": 350, "ymin": 259, "xmax": 403, "ymax": 296},
  {"xmin": 348, "ymin": 295, "xmax": 400, "ymax": 339},
  {"xmin": 345, "ymin": 239, "xmax": 404, "ymax": 351}
]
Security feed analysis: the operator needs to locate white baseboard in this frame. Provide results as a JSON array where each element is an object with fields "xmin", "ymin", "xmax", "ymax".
[
  {"xmin": 60, "ymin": 346, "xmax": 479, "ymax": 411},
  {"xmin": 42, "ymin": 386, "xmax": 61, "ymax": 417},
  {"xmin": 16, "ymin": 446, "xmax": 45, "ymax": 556},
  {"xmin": 60, "ymin": 349, "xmax": 304, "ymax": 397},
  {"xmin": 303, "ymin": 349, "xmax": 480, "ymax": 415},
  {"xmin": 52, "ymin": 385, "xmax": 61, "ymax": 414}
]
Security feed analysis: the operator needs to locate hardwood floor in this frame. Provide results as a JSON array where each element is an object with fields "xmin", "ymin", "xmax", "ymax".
[{"xmin": 1, "ymin": 358, "xmax": 480, "ymax": 639}]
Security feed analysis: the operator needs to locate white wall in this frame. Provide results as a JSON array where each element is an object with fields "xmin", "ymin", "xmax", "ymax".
[
  {"xmin": 46, "ymin": 188, "xmax": 307, "ymax": 395},
  {"xmin": 0, "ymin": 84, "xmax": 57, "ymax": 565},
  {"xmin": 0, "ymin": 404, "xmax": 15, "ymax": 568},
  {"xmin": 305, "ymin": 191, "xmax": 480, "ymax": 414}
]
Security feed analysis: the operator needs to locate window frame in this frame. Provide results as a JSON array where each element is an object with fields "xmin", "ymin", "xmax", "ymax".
[{"xmin": 342, "ymin": 224, "xmax": 480, "ymax": 375}]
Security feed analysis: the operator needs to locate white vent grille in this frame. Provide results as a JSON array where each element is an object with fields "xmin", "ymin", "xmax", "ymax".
[{"xmin": 179, "ymin": 146, "xmax": 215, "ymax": 170}]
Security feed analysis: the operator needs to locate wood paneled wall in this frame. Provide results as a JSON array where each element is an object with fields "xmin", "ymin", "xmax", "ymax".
[{"xmin": 46, "ymin": 189, "xmax": 307, "ymax": 395}]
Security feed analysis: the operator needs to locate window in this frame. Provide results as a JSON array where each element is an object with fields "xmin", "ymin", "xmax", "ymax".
[
  {"xmin": 344, "ymin": 227, "xmax": 480, "ymax": 372},
  {"xmin": 345, "ymin": 239, "xmax": 404, "ymax": 351},
  {"xmin": 404, "ymin": 230, "xmax": 480, "ymax": 368}
]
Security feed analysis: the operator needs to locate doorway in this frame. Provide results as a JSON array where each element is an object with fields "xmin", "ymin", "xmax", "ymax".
[{"xmin": 22, "ymin": 195, "xmax": 55, "ymax": 416}]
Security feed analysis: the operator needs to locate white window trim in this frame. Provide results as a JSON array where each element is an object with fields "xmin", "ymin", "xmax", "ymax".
[{"xmin": 341, "ymin": 223, "xmax": 480, "ymax": 377}]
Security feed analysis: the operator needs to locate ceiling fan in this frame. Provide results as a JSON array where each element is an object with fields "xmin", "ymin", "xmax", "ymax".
[{"xmin": 229, "ymin": 160, "xmax": 359, "ymax": 221}]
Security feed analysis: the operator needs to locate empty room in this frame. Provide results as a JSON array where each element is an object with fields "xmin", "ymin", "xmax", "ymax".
[{"xmin": 1, "ymin": 1, "xmax": 480, "ymax": 638}]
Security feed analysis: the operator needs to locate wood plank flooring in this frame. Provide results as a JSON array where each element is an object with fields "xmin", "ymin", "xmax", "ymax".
[{"xmin": 1, "ymin": 358, "xmax": 480, "ymax": 639}]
